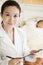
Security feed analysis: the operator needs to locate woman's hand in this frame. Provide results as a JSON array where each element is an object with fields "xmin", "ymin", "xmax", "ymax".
[
  {"xmin": 30, "ymin": 50, "xmax": 37, "ymax": 58},
  {"xmin": 8, "ymin": 58, "xmax": 23, "ymax": 65}
]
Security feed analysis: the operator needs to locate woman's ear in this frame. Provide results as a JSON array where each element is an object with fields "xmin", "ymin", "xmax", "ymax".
[
  {"xmin": 0, "ymin": 12, "xmax": 2, "ymax": 18},
  {"xmin": 0, "ymin": 12, "xmax": 3, "ymax": 23},
  {"xmin": 0, "ymin": 12, "xmax": 1, "ymax": 16}
]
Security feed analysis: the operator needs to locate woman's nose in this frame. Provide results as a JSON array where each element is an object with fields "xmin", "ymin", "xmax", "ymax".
[{"xmin": 9, "ymin": 16, "xmax": 14, "ymax": 22}]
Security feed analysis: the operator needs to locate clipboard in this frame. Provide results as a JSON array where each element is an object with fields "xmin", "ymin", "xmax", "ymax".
[{"xmin": 6, "ymin": 49, "xmax": 43, "ymax": 59}]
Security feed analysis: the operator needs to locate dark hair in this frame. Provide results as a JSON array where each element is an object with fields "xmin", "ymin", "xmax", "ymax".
[
  {"xmin": 1, "ymin": 0, "xmax": 21, "ymax": 15},
  {"xmin": 36, "ymin": 20, "xmax": 43, "ymax": 27}
]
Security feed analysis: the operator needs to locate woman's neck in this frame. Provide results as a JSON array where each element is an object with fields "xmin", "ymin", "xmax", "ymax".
[
  {"xmin": 2, "ymin": 23, "xmax": 14, "ymax": 44},
  {"xmin": 2, "ymin": 23, "xmax": 13, "ymax": 33}
]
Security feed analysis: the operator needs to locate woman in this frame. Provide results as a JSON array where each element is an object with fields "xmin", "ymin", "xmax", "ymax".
[{"xmin": 0, "ymin": 0, "xmax": 36, "ymax": 65}]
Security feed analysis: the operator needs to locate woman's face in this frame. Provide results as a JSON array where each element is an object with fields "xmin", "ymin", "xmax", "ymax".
[
  {"xmin": 1, "ymin": 6, "xmax": 20, "ymax": 29},
  {"xmin": 38, "ymin": 22, "xmax": 43, "ymax": 28}
]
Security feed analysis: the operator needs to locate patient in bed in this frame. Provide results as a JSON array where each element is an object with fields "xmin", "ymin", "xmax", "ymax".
[{"xmin": 36, "ymin": 20, "xmax": 43, "ymax": 28}]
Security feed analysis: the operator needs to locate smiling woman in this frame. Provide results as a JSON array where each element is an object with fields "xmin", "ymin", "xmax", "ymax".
[{"xmin": 0, "ymin": 0, "xmax": 37, "ymax": 65}]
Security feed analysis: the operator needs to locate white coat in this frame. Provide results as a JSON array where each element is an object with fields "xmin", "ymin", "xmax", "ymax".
[{"xmin": 0, "ymin": 24, "xmax": 30, "ymax": 65}]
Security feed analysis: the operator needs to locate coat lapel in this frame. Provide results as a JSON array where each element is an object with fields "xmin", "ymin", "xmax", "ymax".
[
  {"xmin": 0, "ymin": 26, "xmax": 23, "ymax": 57},
  {"xmin": 15, "ymin": 27, "xmax": 23, "ymax": 56},
  {"xmin": 0, "ymin": 26, "xmax": 19, "ymax": 58}
]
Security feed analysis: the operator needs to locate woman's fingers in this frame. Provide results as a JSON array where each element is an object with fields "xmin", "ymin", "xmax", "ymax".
[
  {"xmin": 30, "ymin": 50, "xmax": 37, "ymax": 54},
  {"xmin": 8, "ymin": 58, "xmax": 23, "ymax": 65},
  {"xmin": 30, "ymin": 50, "xmax": 37, "ymax": 58}
]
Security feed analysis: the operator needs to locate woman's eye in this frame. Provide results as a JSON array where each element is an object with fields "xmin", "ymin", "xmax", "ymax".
[
  {"xmin": 14, "ymin": 15, "xmax": 19, "ymax": 18},
  {"xmin": 6, "ymin": 14, "xmax": 9, "ymax": 16},
  {"xmin": 14, "ymin": 15, "xmax": 17, "ymax": 17}
]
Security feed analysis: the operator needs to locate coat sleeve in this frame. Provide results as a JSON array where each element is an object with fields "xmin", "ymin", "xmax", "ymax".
[
  {"xmin": 21, "ymin": 29, "xmax": 36, "ymax": 62},
  {"xmin": 0, "ymin": 59, "xmax": 9, "ymax": 65},
  {"xmin": 0, "ymin": 50, "xmax": 10, "ymax": 65},
  {"xmin": 0, "ymin": 35, "xmax": 10, "ymax": 65},
  {"xmin": 20, "ymin": 28, "xmax": 30, "ymax": 56},
  {"xmin": 0, "ymin": 44, "xmax": 10, "ymax": 65}
]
